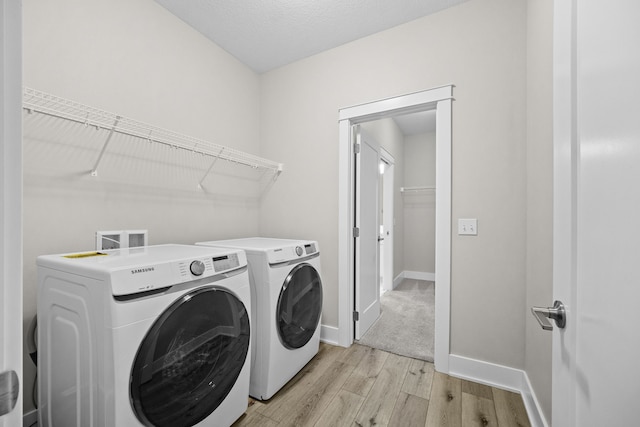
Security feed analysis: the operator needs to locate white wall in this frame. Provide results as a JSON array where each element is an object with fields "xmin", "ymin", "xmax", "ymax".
[
  {"xmin": 525, "ymin": 0, "xmax": 554, "ymax": 422},
  {"xmin": 22, "ymin": 0, "xmax": 262, "ymax": 412},
  {"xmin": 403, "ymin": 132, "xmax": 436, "ymax": 275},
  {"xmin": 259, "ymin": 0, "xmax": 528, "ymax": 369}
]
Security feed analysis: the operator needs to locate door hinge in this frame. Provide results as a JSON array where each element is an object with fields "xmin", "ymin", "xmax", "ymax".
[
  {"xmin": 0, "ymin": 370, "xmax": 19, "ymax": 417},
  {"xmin": 353, "ymin": 227, "xmax": 360, "ymax": 238},
  {"xmin": 353, "ymin": 311, "xmax": 359, "ymax": 321},
  {"xmin": 354, "ymin": 142, "xmax": 361, "ymax": 154}
]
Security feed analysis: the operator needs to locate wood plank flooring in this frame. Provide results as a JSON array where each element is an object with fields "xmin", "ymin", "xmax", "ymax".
[{"xmin": 232, "ymin": 343, "xmax": 532, "ymax": 427}]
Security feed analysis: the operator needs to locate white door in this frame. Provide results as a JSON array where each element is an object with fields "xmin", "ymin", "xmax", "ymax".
[
  {"xmin": 380, "ymin": 151, "xmax": 395, "ymax": 294},
  {"xmin": 354, "ymin": 127, "xmax": 381, "ymax": 339},
  {"xmin": 552, "ymin": 1, "xmax": 640, "ymax": 425},
  {"xmin": 0, "ymin": 0, "xmax": 23, "ymax": 425}
]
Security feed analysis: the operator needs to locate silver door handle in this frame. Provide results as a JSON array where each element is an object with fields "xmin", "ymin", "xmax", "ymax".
[{"xmin": 531, "ymin": 300, "xmax": 566, "ymax": 330}]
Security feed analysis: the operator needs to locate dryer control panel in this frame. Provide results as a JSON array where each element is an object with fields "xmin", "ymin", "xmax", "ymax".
[{"xmin": 265, "ymin": 241, "xmax": 319, "ymax": 265}]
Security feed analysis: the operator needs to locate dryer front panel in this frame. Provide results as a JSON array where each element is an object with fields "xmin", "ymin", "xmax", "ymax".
[
  {"xmin": 130, "ymin": 287, "xmax": 250, "ymax": 427},
  {"xmin": 276, "ymin": 263, "xmax": 323, "ymax": 349}
]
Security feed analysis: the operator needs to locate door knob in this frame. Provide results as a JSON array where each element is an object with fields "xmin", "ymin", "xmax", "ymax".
[{"xmin": 531, "ymin": 300, "xmax": 566, "ymax": 330}]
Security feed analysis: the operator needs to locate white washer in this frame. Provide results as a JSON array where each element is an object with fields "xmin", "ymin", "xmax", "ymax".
[
  {"xmin": 37, "ymin": 244, "xmax": 251, "ymax": 427},
  {"xmin": 196, "ymin": 238, "xmax": 323, "ymax": 400}
]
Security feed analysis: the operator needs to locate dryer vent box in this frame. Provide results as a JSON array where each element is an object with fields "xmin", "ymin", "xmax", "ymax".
[{"xmin": 97, "ymin": 230, "xmax": 148, "ymax": 251}]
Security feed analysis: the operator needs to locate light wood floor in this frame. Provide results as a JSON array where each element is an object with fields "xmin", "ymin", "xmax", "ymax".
[{"xmin": 232, "ymin": 342, "xmax": 531, "ymax": 427}]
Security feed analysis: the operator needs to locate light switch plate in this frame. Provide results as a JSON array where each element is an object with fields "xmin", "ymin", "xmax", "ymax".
[{"xmin": 458, "ymin": 218, "xmax": 478, "ymax": 235}]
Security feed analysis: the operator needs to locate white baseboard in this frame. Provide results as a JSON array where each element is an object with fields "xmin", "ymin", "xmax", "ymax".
[
  {"xmin": 448, "ymin": 354, "xmax": 549, "ymax": 427},
  {"xmin": 320, "ymin": 324, "xmax": 340, "ymax": 346},
  {"xmin": 24, "ymin": 409, "xmax": 37, "ymax": 426},
  {"xmin": 403, "ymin": 270, "xmax": 435, "ymax": 282},
  {"xmin": 393, "ymin": 272, "xmax": 405, "ymax": 289},
  {"xmin": 393, "ymin": 271, "xmax": 436, "ymax": 289},
  {"xmin": 520, "ymin": 371, "xmax": 550, "ymax": 427}
]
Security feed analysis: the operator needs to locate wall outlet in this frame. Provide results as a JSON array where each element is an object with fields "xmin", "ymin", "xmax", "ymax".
[
  {"xmin": 458, "ymin": 219, "xmax": 478, "ymax": 236},
  {"xmin": 97, "ymin": 230, "xmax": 148, "ymax": 250}
]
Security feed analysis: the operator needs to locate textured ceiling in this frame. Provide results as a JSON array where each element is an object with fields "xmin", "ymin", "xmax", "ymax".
[{"xmin": 154, "ymin": 0, "xmax": 470, "ymax": 74}]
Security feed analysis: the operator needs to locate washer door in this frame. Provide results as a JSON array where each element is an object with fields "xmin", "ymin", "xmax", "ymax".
[
  {"xmin": 130, "ymin": 287, "xmax": 250, "ymax": 427},
  {"xmin": 276, "ymin": 263, "xmax": 323, "ymax": 349}
]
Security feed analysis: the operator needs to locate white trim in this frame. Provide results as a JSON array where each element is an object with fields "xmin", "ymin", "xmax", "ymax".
[
  {"xmin": 23, "ymin": 409, "xmax": 38, "ymax": 427},
  {"xmin": 449, "ymin": 354, "xmax": 523, "ymax": 392},
  {"xmin": 448, "ymin": 355, "xmax": 549, "ymax": 427},
  {"xmin": 379, "ymin": 147, "xmax": 395, "ymax": 295},
  {"xmin": 433, "ymin": 97, "xmax": 452, "ymax": 373},
  {"xmin": 552, "ymin": 1, "xmax": 577, "ymax": 426},
  {"xmin": 403, "ymin": 271, "xmax": 435, "ymax": 282},
  {"xmin": 319, "ymin": 324, "xmax": 340, "ymax": 346},
  {"xmin": 521, "ymin": 371, "xmax": 551, "ymax": 427},
  {"xmin": 392, "ymin": 272, "xmax": 405, "ymax": 289},
  {"xmin": 337, "ymin": 86, "xmax": 453, "ymax": 375},
  {"xmin": 337, "ymin": 119, "xmax": 354, "ymax": 348},
  {"xmin": 1, "ymin": 0, "xmax": 23, "ymax": 425},
  {"xmin": 338, "ymin": 85, "xmax": 454, "ymax": 122}
]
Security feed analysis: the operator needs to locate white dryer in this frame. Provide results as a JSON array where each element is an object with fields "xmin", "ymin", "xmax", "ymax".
[
  {"xmin": 196, "ymin": 238, "xmax": 323, "ymax": 400},
  {"xmin": 37, "ymin": 244, "xmax": 251, "ymax": 427}
]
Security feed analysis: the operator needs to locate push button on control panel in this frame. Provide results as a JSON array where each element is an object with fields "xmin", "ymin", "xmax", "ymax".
[{"xmin": 190, "ymin": 260, "xmax": 205, "ymax": 276}]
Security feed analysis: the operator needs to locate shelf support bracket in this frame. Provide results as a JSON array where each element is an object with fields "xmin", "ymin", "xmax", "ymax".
[
  {"xmin": 90, "ymin": 116, "xmax": 121, "ymax": 177},
  {"xmin": 197, "ymin": 147, "xmax": 225, "ymax": 189},
  {"xmin": 273, "ymin": 164, "xmax": 284, "ymax": 181}
]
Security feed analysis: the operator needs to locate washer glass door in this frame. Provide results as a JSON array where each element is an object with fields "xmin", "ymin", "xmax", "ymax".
[
  {"xmin": 130, "ymin": 287, "xmax": 250, "ymax": 427},
  {"xmin": 276, "ymin": 263, "xmax": 323, "ymax": 349}
]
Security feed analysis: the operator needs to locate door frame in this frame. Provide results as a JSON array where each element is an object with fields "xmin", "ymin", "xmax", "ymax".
[
  {"xmin": 552, "ymin": 0, "xmax": 575, "ymax": 425},
  {"xmin": 0, "ymin": 0, "xmax": 23, "ymax": 424},
  {"xmin": 337, "ymin": 85, "xmax": 453, "ymax": 372},
  {"xmin": 379, "ymin": 148, "xmax": 394, "ymax": 294}
]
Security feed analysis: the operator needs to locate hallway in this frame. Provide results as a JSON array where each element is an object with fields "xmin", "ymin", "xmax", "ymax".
[{"xmin": 358, "ymin": 279, "xmax": 435, "ymax": 361}]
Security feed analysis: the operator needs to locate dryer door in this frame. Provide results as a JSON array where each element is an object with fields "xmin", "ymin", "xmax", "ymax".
[
  {"xmin": 276, "ymin": 263, "xmax": 323, "ymax": 349},
  {"xmin": 130, "ymin": 287, "xmax": 250, "ymax": 427}
]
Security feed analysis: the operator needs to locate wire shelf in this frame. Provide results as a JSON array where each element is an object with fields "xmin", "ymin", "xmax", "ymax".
[{"xmin": 22, "ymin": 87, "xmax": 284, "ymax": 181}]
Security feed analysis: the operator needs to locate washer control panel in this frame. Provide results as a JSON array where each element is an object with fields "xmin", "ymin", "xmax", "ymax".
[
  {"xmin": 189, "ymin": 260, "xmax": 206, "ymax": 276},
  {"xmin": 212, "ymin": 253, "xmax": 240, "ymax": 272}
]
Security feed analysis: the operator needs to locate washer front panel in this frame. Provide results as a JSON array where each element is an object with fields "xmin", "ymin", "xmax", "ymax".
[
  {"xmin": 276, "ymin": 263, "xmax": 323, "ymax": 349},
  {"xmin": 130, "ymin": 286, "xmax": 250, "ymax": 427}
]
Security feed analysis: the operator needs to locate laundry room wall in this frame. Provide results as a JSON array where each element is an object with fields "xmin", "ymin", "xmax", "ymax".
[
  {"xmin": 259, "ymin": 0, "xmax": 528, "ymax": 371},
  {"xmin": 22, "ymin": 0, "xmax": 263, "ymax": 413},
  {"xmin": 359, "ymin": 118, "xmax": 405, "ymax": 282},
  {"xmin": 403, "ymin": 132, "xmax": 436, "ymax": 277}
]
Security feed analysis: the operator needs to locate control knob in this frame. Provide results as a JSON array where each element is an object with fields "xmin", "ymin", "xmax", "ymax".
[
  {"xmin": 190, "ymin": 260, "xmax": 205, "ymax": 276},
  {"xmin": 295, "ymin": 246, "xmax": 303, "ymax": 256}
]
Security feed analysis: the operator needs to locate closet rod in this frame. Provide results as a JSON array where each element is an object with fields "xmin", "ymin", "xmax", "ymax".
[
  {"xmin": 22, "ymin": 87, "xmax": 284, "ymax": 176},
  {"xmin": 400, "ymin": 186, "xmax": 436, "ymax": 193}
]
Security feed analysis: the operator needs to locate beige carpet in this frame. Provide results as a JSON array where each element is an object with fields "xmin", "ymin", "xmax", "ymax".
[{"xmin": 357, "ymin": 279, "xmax": 435, "ymax": 362}]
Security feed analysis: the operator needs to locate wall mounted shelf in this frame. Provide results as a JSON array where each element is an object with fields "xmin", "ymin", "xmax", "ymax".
[{"xmin": 22, "ymin": 87, "xmax": 284, "ymax": 184}]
